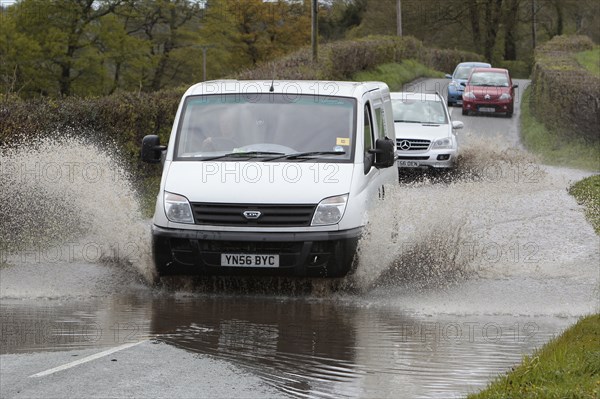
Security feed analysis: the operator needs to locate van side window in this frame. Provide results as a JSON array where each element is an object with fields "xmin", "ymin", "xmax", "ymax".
[
  {"xmin": 374, "ymin": 107, "xmax": 387, "ymax": 139},
  {"xmin": 364, "ymin": 104, "xmax": 374, "ymax": 153},
  {"xmin": 363, "ymin": 103, "xmax": 376, "ymax": 175}
]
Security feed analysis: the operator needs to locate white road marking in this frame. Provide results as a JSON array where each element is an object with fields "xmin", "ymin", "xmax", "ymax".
[{"xmin": 29, "ymin": 340, "xmax": 147, "ymax": 378}]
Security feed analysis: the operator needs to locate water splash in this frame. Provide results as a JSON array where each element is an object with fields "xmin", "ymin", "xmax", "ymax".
[
  {"xmin": 1, "ymin": 133, "xmax": 596, "ymax": 310},
  {"xmin": 0, "ymin": 135, "xmax": 155, "ymax": 283}
]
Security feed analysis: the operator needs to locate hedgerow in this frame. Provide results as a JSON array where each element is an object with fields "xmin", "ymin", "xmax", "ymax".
[
  {"xmin": 530, "ymin": 35, "xmax": 599, "ymax": 145},
  {"xmin": 0, "ymin": 36, "xmax": 480, "ymax": 183}
]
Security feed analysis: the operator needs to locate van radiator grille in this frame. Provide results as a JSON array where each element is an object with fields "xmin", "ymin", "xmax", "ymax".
[
  {"xmin": 396, "ymin": 138, "xmax": 431, "ymax": 151},
  {"xmin": 190, "ymin": 203, "xmax": 317, "ymax": 226}
]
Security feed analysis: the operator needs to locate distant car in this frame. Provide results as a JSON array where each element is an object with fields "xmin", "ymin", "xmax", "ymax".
[
  {"xmin": 461, "ymin": 68, "xmax": 518, "ymax": 117},
  {"xmin": 391, "ymin": 92, "xmax": 464, "ymax": 170},
  {"xmin": 445, "ymin": 62, "xmax": 491, "ymax": 107}
]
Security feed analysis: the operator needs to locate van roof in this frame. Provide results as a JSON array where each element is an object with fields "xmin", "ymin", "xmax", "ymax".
[{"xmin": 184, "ymin": 80, "xmax": 389, "ymax": 98}]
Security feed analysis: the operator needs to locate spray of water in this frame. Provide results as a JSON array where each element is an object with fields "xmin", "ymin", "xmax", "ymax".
[
  {"xmin": 0, "ymin": 135, "xmax": 155, "ymax": 283},
  {"xmin": 1, "ymin": 134, "xmax": 596, "ymax": 305},
  {"xmin": 346, "ymin": 134, "xmax": 594, "ymax": 288}
]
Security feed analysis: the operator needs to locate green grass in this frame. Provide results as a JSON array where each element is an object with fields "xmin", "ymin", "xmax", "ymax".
[
  {"xmin": 469, "ymin": 314, "xmax": 600, "ymax": 399},
  {"xmin": 520, "ymin": 86, "xmax": 600, "ymax": 171},
  {"xmin": 575, "ymin": 47, "xmax": 600, "ymax": 78},
  {"xmin": 352, "ymin": 60, "xmax": 444, "ymax": 91},
  {"xmin": 569, "ymin": 175, "xmax": 600, "ymax": 235}
]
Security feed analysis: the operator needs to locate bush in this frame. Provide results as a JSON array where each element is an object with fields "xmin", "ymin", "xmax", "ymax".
[
  {"xmin": 530, "ymin": 35, "xmax": 599, "ymax": 145},
  {"xmin": 0, "ymin": 89, "xmax": 183, "ymax": 179}
]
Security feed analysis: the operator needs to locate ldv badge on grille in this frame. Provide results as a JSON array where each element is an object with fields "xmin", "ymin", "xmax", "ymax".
[{"xmin": 243, "ymin": 210, "xmax": 262, "ymax": 219}]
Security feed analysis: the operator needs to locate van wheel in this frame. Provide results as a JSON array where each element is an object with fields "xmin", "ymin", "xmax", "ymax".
[{"xmin": 462, "ymin": 109, "xmax": 468, "ymax": 116}]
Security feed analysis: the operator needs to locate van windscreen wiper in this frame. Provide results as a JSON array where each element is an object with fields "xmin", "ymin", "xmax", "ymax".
[
  {"xmin": 263, "ymin": 151, "xmax": 346, "ymax": 161},
  {"xmin": 199, "ymin": 151, "xmax": 285, "ymax": 161}
]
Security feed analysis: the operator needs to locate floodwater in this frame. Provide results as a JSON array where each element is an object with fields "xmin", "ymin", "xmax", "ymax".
[
  {"xmin": 0, "ymin": 293, "xmax": 576, "ymax": 398},
  {"xmin": 1, "ymin": 97, "xmax": 598, "ymax": 398}
]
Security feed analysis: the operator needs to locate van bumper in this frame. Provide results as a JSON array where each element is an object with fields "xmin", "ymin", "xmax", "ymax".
[{"xmin": 151, "ymin": 225, "xmax": 362, "ymax": 278}]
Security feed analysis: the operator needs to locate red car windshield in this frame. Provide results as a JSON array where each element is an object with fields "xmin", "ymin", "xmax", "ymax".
[{"xmin": 469, "ymin": 72, "xmax": 509, "ymax": 87}]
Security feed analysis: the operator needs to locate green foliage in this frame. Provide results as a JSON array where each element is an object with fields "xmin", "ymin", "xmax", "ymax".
[
  {"xmin": 236, "ymin": 35, "xmax": 481, "ymax": 80},
  {"xmin": 520, "ymin": 86, "xmax": 600, "ymax": 171},
  {"xmin": 469, "ymin": 314, "xmax": 600, "ymax": 399},
  {"xmin": 497, "ymin": 60, "xmax": 532, "ymax": 79},
  {"xmin": 350, "ymin": 0, "xmax": 599, "ymax": 67},
  {"xmin": 352, "ymin": 61, "xmax": 443, "ymax": 91},
  {"xmin": 0, "ymin": 0, "xmax": 314, "ymax": 98},
  {"xmin": 530, "ymin": 35, "xmax": 600, "ymax": 146},
  {"xmin": 569, "ymin": 176, "xmax": 600, "ymax": 235},
  {"xmin": 0, "ymin": 88, "xmax": 183, "ymax": 173},
  {"xmin": 575, "ymin": 47, "xmax": 600, "ymax": 78}
]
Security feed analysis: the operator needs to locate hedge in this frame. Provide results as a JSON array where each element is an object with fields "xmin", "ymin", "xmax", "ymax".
[
  {"xmin": 236, "ymin": 35, "xmax": 481, "ymax": 81},
  {"xmin": 530, "ymin": 35, "xmax": 600, "ymax": 144},
  {"xmin": 0, "ymin": 35, "xmax": 482, "ymax": 181}
]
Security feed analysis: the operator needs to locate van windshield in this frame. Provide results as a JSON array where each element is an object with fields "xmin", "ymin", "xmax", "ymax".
[{"xmin": 175, "ymin": 94, "xmax": 357, "ymax": 162}]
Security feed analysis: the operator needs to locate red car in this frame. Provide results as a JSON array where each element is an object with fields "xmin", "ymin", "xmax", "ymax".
[{"xmin": 461, "ymin": 68, "xmax": 518, "ymax": 117}]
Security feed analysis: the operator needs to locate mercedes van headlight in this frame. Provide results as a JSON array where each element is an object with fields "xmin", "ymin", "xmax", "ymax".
[
  {"xmin": 311, "ymin": 194, "xmax": 348, "ymax": 226},
  {"xmin": 432, "ymin": 137, "xmax": 453, "ymax": 149},
  {"xmin": 164, "ymin": 192, "xmax": 194, "ymax": 224}
]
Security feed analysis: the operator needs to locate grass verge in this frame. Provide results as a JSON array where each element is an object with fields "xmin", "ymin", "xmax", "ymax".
[
  {"xmin": 520, "ymin": 86, "xmax": 600, "ymax": 171},
  {"xmin": 468, "ymin": 314, "xmax": 600, "ymax": 399},
  {"xmin": 575, "ymin": 47, "xmax": 600, "ymax": 78},
  {"xmin": 569, "ymin": 175, "xmax": 600, "ymax": 234},
  {"xmin": 352, "ymin": 60, "xmax": 444, "ymax": 91}
]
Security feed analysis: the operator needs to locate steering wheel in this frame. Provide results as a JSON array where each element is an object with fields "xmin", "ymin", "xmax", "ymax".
[
  {"xmin": 236, "ymin": 143, "xmax": 297, "ymax": 153},
  {"xmin": 201, "ymin": 136, "xmax": 238, "ymax": 152}
]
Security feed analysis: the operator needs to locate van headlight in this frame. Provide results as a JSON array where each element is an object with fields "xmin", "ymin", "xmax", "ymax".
[
  {"xmin": 432, "ymin": 137, "xmax": 454, "ymax": 149},
  {"xmin": 311, "ymin": 194, "xmax": 348, "ymax": 226},
  {"xmin": 463, "ymin": 91, "xmax": 476, "ymax": 99},
  {"xmin": 499, "ymin": 93, "xmax": 512, "ymax": 101},
  {"xmin": 164, "ymin": 192, "xmax": 194, "ymax": 224}
]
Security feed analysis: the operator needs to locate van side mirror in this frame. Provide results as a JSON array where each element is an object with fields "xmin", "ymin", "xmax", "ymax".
[
  {"xmin": 141, "ymin": 135, "xmax": 167, "ymax": 164},
  {"xmin": 460, "ymin": 82, "xmax": 466, "ymax": 87},
  {"xmin": 368, "ymin": 137, "xmax": 396, "ymax": 169},
  {"xmin": 512, "ymin": 83, "xmax": 519, "ymax": 88}
]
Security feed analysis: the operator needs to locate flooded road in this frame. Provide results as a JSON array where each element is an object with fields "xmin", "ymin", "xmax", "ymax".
[
  {"xmin": 1, "ymin": 79, "xmax": 598, "ymax": 398},
  {"xmin": 0, "ymin": 291, "xmax": 575, "ymax": 398}
]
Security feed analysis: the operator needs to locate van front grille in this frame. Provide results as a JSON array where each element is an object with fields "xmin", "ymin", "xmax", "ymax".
[{"xmin": 190, "ymin": 203, "xmax": 316, "ymax": 226}]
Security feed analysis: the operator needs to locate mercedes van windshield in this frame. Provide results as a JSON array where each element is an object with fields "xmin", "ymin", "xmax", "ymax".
[{"xmin": 175, "ymin": 94, "xmax": 356, "ymax": 162}]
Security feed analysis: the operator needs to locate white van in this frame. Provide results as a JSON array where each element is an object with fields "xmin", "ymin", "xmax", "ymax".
[{"xmin": 142, "ymin": 80, "xmax": 397, "ymax": 278}]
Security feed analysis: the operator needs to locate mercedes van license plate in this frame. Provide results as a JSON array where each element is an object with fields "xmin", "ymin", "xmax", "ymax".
[{"xmin": 221, "ymin": 254, "xmax": 279, "ymax": 267}]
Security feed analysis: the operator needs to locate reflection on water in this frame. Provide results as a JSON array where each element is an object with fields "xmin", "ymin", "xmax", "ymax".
[{"xmin": 0, "ymin": 294, "xmax": 572, "ymax": 398}]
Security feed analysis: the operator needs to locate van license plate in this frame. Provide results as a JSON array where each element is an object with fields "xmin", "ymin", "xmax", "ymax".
[
  {"xmin": 397, "ymin": 160, "xmax": 419, "ymax": 167},
  {"xmin": 221, "ymin": 254, "xmax": 279, "ymax": 267},
  {"xmin": 479, "ymin": 107, "xmax": 495, "ymax": 113}
]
